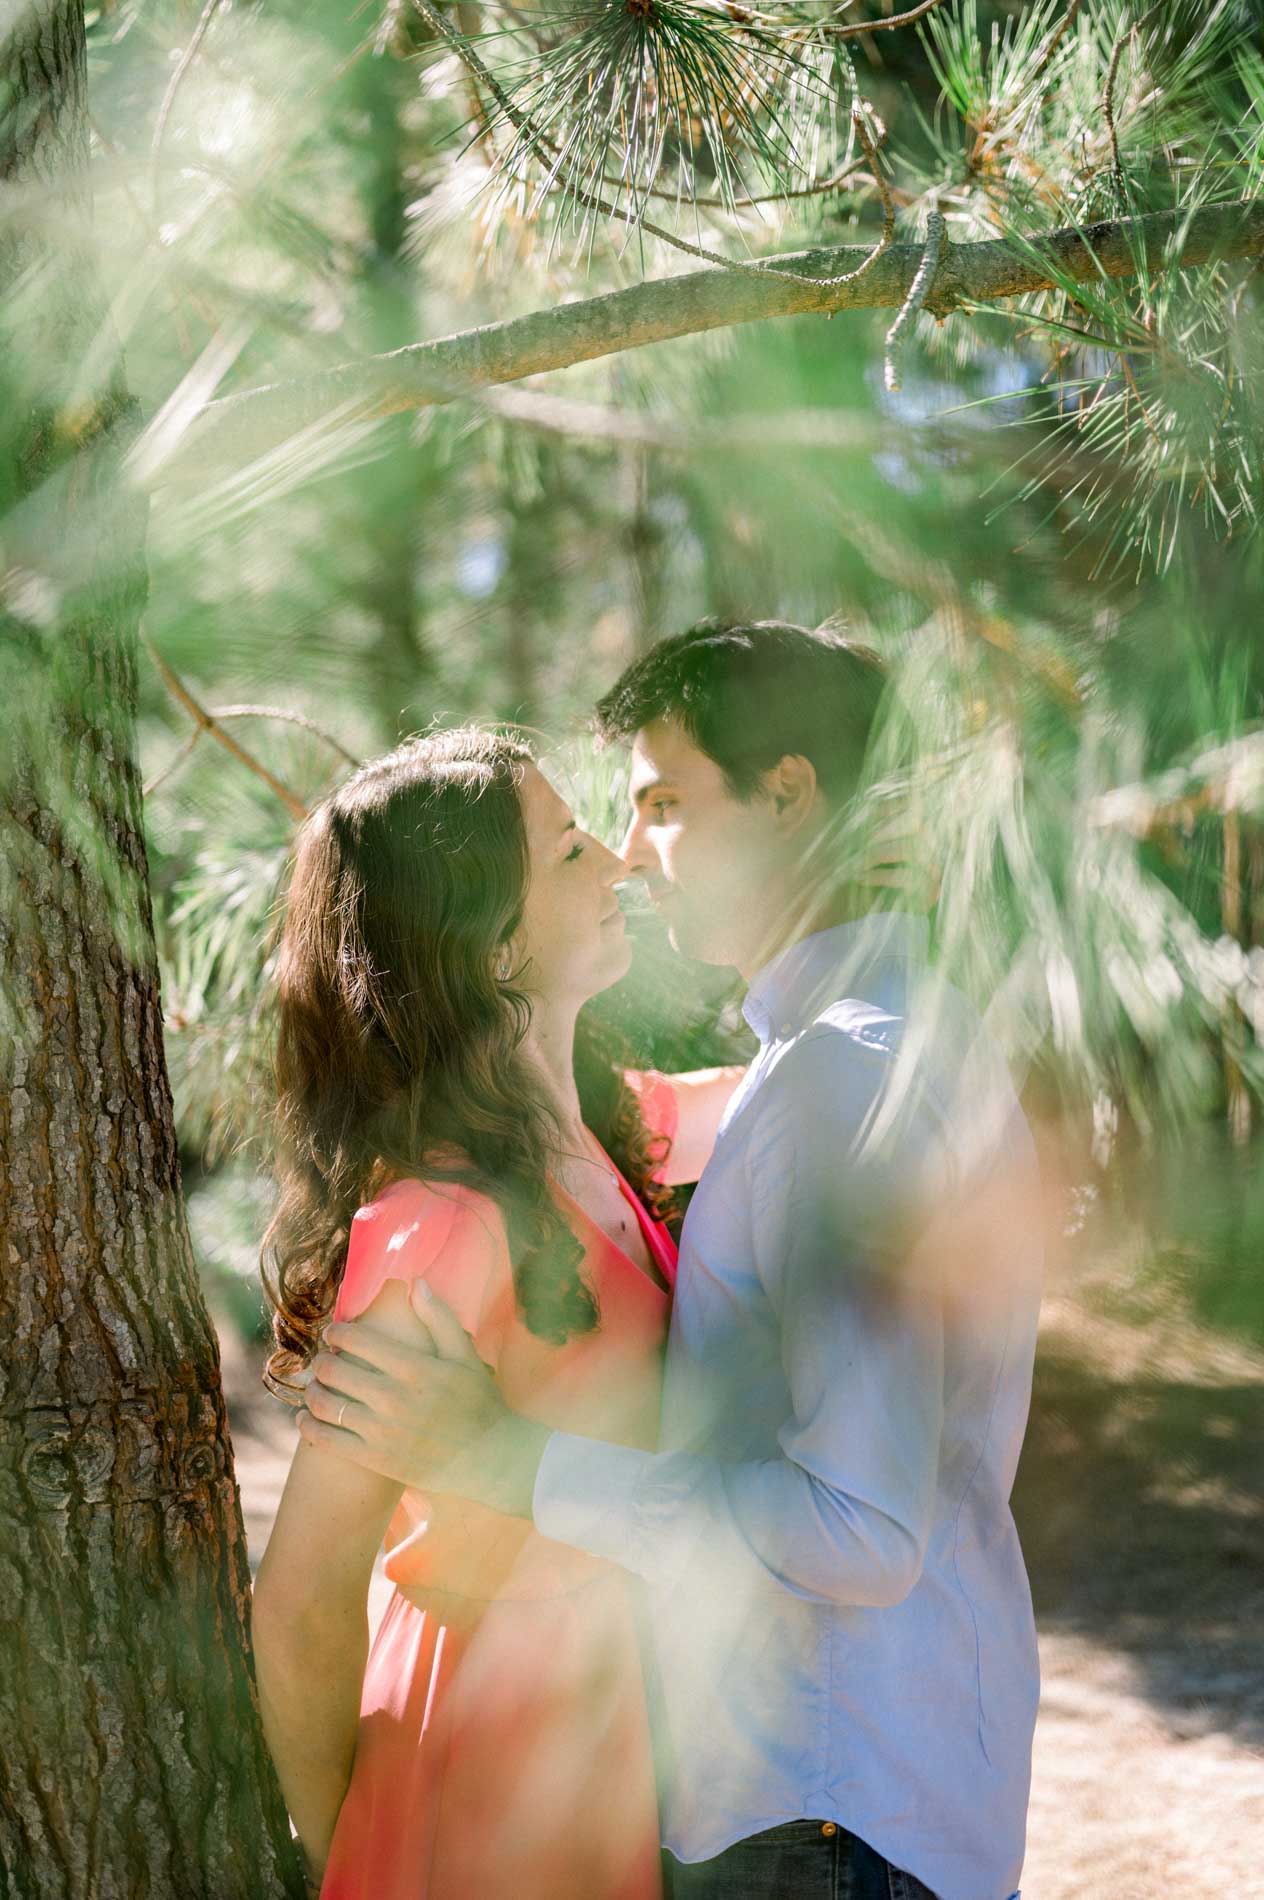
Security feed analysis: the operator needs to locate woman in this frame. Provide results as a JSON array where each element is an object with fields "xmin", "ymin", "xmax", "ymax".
[{"xmin": 250, "ymin": 726, "xmax": 740, "ymax": 1900}]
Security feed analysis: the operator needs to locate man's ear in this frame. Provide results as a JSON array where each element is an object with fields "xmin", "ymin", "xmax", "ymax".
[{"xmin": 765, "ymin": 753, "xmax": 819, "ymax": 833}]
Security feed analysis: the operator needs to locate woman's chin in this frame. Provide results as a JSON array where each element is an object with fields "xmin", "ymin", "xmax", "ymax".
[{"xmin": 589, "ymin": 928, "xmax": 633, "ymax": 993}]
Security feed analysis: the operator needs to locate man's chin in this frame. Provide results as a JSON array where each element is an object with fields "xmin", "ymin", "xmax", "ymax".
[{"xmin": 665, "ymin": 916, "xmax": 726, "ymax": 967}]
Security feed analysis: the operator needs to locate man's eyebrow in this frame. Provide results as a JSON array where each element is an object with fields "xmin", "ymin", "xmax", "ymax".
[{"xmin": 630, "ymin": 778, "xmax": 671, "ymax": 808}]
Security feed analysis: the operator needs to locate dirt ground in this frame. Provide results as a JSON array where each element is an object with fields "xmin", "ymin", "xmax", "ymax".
[{"xmin": 221, "ymin": 1263, "xmax": 1264, "ymax": 1900}]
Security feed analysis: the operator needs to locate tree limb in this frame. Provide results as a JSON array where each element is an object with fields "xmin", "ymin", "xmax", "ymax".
[
  {"xmin": 1103, "ymin": 10, "xmax": 1131, "ymax": 192},
  {"xmin": 141, "ymin": 702, "xmax": 360, "ymax": 799},
  {"xmin": 141, "ymin": 630, "xmax": 311, "ymax": 819},
  {"xmin": 150, "ymin": 0, "xmax": 227, "ymax": 215},
  {"xmin": 162, "ymin": 199, "xmax": 1264, "ymax": 478},
  {"xmin": 821, "ymin": 0, "xmax": 953, "ymax": 39},
  {"xmin": 884, "ymin": 201, "xmax": 945, "ymax": 391}
]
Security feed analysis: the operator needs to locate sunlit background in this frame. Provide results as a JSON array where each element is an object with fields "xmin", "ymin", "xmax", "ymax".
[{"xmin": 49, "ymin": 0, "xmax": 1264, "ymax": 1888}]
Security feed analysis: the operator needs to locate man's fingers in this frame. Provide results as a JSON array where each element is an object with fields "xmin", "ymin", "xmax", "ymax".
[
  {"xmin": 323, "ymin": 1317, "xmax": 435, "ymax": 1380},
  {"xmin": 309, "ymin": 1349, "xmax": 387, "ymax": 1403},
  {"xmin": 409, "ymin": 1282, "xmax": 485, "ymax": 1368}
]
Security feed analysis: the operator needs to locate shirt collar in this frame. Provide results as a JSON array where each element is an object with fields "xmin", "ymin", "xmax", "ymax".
[{"xmin": 740, "ymin": 911, "xmax": 930, "ymax": 1047}]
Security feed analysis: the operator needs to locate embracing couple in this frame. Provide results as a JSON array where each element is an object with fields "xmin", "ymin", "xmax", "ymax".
[{"xmin": 252, "ymin": 621, "xmax": 1042, "ymax": 1900}]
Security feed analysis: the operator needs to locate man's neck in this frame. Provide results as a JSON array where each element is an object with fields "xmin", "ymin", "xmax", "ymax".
[{"xmin": 735, "ymin": 889, "xmax": 873, "ymax": 985}]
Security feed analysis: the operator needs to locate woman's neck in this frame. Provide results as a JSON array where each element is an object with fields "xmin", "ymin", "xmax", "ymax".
[{"xmin": 520, "ymin": 994, "xmax": 585, "ymax": 1139}]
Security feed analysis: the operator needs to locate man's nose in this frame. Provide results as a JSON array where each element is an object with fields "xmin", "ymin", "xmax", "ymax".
[{"xmin": 618, "ymin": 814, "xmax": 651, "ymax": 873}]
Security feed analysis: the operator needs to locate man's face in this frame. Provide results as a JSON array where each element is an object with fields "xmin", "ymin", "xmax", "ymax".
[{"xmin": 619, "ymin": 717, "xmax": 782, "ymax": 969}]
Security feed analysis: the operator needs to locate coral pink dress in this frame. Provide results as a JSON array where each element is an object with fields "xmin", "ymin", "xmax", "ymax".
[{"xmin": 319, "ymin": 1096, "xmax": 678, "ymax": 1900}]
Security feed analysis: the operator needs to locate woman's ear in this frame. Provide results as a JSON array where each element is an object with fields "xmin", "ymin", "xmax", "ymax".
[{"xmin": 494, "ymin": 935, "xmax": 517, "ymax": 983}]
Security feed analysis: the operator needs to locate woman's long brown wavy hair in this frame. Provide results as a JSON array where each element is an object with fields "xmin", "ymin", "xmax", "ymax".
[{"xmin": 260, "ymin": 725, "xmax": 675, "ymax": 1401}]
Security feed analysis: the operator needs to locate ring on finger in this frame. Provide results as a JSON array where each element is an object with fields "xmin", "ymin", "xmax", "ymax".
[{"xmin": 337, "ymin": 1399, "xmax": 348, "ymax": 1429}]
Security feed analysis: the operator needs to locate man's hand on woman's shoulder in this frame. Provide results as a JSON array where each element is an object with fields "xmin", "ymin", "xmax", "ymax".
[{"xmin": 298, "ymin": 1280, "xmax": 547, "ymax": 1517}]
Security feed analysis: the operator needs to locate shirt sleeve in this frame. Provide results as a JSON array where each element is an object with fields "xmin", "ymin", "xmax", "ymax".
[
  {"xmin": 533, "ymin": 1029, "xmax": 948, "ymax": 1608},
  {"xmin": 622, "ymin": 1068, "xmax": 680, "ymax": 1181}
]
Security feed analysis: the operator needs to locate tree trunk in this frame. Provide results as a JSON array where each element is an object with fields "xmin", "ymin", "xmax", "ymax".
[{"xmin": 0, "ymin": 5, "xmax": 305, "ymax": 1895}]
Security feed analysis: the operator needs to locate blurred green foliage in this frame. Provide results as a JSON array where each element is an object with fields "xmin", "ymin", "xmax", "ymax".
[{"xmin": 40, "ymin": 0, "xmax": 1261, "ymax": 1336}]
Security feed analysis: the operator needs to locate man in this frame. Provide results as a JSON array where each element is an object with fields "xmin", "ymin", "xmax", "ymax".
[{"xmin": 301, "ymin": 622, "xmax": 1042, "ymax": 1900}]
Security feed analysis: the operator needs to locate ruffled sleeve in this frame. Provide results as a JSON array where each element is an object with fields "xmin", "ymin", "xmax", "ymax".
[
  {"xmin": 335, "ymin": 1175, "xmax": 614, "ymax": 1609},
  {"xmin": 623, "ymin": 1069, "xmax": 679, "ymax": 1181},
  {"xmin": 332, "ymin": 1176, "xmax": 513, "ymax": 1369}
]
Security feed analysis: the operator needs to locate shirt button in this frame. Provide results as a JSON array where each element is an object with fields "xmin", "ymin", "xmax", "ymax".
[
  {"xmin": 780, "ymin": 1022, "xmax": 794, "ymax": 1036},
  {"xmin": 820, "ymin": 1822, "xmax": 838, "ymax": 1839}
]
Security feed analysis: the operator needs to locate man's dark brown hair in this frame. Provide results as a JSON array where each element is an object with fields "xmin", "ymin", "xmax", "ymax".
[{"xmin": 592, "ymin": 618, "xmax": 890, "ymax": 804}]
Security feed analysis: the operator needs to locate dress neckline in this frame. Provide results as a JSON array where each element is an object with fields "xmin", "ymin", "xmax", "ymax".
[{"xmin": 547, "ymin": 1131, "xmax": 675, "ymax": 1298}]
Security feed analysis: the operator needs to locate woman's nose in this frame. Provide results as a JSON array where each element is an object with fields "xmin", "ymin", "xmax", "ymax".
[{"xmin": 599, "ymin": 839, "xmax": 631, "ymax": 885}]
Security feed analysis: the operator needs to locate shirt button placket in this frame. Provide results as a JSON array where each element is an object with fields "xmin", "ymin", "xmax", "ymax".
[{"xmin": 820, "ymin": 1820, "xmax": 840, "ymax": 1900}]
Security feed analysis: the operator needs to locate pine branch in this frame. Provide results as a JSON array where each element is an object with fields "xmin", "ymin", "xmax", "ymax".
[
  {"xmin": 1098, "ymin": 1, "xmax": 1166, "ymax": 197},
  {"xmin": 884, "ymin": 201, "xmax": 945, "ymax": 391},
  {"xmin": 141, "ymin": 631, "xmax": 312, "ymax": 819},
  {"xmin": 413, "ymin": 0, "xmax": 898, "ymax": 299},
  {"xmin": 1030, "ymin": 0, "xmax": 1085, "ymax": 86},
  {"xmin": 150, "ymin": 0, "xmax": 227, "ymax": 214},
  {"xmin": 1091, "ymin": 729, "xmax": 1264, "ymax": 837},
  {"xmin": 162, "ymin": 199, "xmax": 1264, "ymax": 478},
  {"xmin": 820, "ymin": 0, "xmax": 953, "ymax": 40},
  {"xmin": 1103, "ymin": 13, "xmax": 1131, "ymax": 191},
  {"xmin": 211, "ymin": 704, "xmax": 360, "ymax": 761},
  {"xmin": 142, "ymin": 704, "xmax": 360, "ymax": 798}
]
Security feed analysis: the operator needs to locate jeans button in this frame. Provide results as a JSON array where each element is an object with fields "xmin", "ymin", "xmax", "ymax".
[{"xmin": 820, "ymin": 1822, "xmax": 838, "ymax": 1839}]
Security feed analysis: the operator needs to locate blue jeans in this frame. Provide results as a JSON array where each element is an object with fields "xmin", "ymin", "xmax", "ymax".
[{"xmin": 663, "ymin": 1820, "xmax": 940, "ymax": 1900}]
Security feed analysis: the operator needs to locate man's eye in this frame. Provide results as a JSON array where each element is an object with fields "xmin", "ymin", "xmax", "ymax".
[
  {"xmin": 650, "ymin": 801, "xmax": 674, "ymax": 821},
  {"xmin": 565, "ymin": 841, "xmax": 585, "ymax": 862}
]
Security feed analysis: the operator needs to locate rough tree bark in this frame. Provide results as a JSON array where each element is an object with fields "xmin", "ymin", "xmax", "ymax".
[{"xmin": 0, "ymin": 5, "xmax": 305, "ymax": 1895}]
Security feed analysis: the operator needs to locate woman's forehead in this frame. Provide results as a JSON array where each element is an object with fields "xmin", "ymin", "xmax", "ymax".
[{"xmin": 518, "ymin": 760, "xmax": 572, "ymax": 835}]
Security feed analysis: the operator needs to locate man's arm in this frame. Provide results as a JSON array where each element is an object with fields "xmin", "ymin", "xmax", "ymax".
[
  {"xmin": 307, "ymin": 1035, "xmax": 948, "ymax": 1609},
  {"xmin": 299, "ymin": 1277, "xmax": 551, "ymax": 1516},
  {"xmin": 628, "ymin": 1065, "xmax": 749, "ymax": 1186},
  {"xmin": 535, "ymin": 1032, "xmax": 947, "ymax": 1607}
]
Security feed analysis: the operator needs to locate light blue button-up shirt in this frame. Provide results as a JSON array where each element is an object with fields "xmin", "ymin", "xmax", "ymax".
[{"xmin": 534, "ymin": 913, "xmax": 1041, "ymax": 1900}]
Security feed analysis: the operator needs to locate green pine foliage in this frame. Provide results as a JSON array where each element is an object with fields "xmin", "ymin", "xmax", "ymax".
[{"xmin": 5, "ymin": 0, "xmax": 1259, "ymax": 1326}]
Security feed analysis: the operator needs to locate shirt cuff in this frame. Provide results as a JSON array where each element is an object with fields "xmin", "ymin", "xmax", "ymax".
[{"xmin": 531, "ymin": 1431, "xmax": 653, "ymax": 1567}]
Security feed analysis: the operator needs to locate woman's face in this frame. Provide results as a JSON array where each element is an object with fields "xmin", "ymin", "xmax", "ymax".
[{"xmin": 508, "ymin": 762, "xmax": 632, "ymax": 1006}]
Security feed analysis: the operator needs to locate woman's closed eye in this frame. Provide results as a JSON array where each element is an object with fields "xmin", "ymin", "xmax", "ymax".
[{"xmin": 565, "ymin": 840, "xmax": 585, "ymax": 862}]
